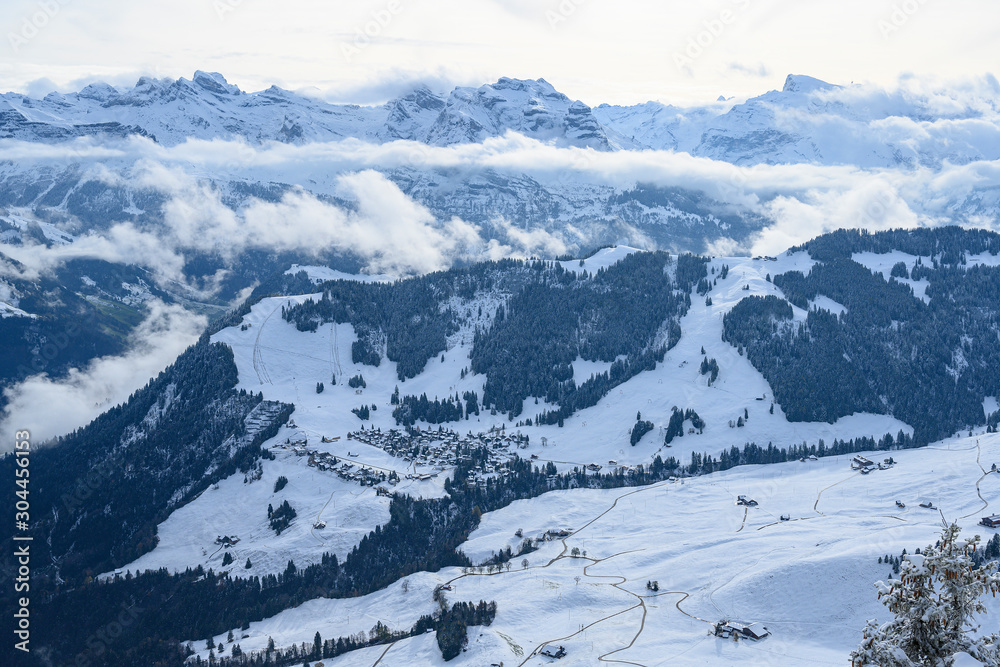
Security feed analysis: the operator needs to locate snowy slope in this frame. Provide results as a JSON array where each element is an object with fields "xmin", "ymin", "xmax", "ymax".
[
  {"xmin": 123, "ymin": 250, "xmax": 912, "ymax": 581},
  {"xmin": 95, "ymin": 246, "xmax": 1000, "ymax": 665},
  {"xmin": 193, "ymin": 432, "xmax": 1000, "ymax": 665}
]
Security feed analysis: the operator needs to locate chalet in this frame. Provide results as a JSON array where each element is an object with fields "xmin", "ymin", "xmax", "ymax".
[
  {"xmin": 895, "ymin": 500, "xmax": 906, "ymax": 509},
  {"xmin": 608, "ymin": 460, "xmax": 618, "ymax": 465},
  {"xmin": 714, "ymin": 621, "xmax": 770, "ymax": 641},
  {"xmin": 736, "ymin": 495, "xmax": 758, "ymax": 507},
  {"xmin": 979, "ymin": 515, "xmax": 1000, "ymax": 528},
  {"xmin": 851, "ymin": 455, "xmax": 874, "ymax": 470},
  {"xmin": 540, "ymin": 645, "xmax": 566, "ymax": 659},
  {"xmin": 215, "ymin": 535, "xmax": 240, "ymax": 546},
  {"xmin": 780, "ymin": 514, "xmax": 790, "ymax": 521},
  {"xmin": 546, "ymin": 528, "xmax": 572, "ymax": 539},
  {"xmin": 919, "ymin": 501, "xmax": 936, "ymax": 510},
  {"xmin": 313, "ymin": 521, "xmax": 326, "ymax": 529}
]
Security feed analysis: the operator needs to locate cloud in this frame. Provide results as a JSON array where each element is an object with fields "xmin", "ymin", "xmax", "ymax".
[
  {"xmin": 752, "ymin": 179, "xmax": 925, "ymax": 256},
  {"xmin": 0, "ymin": 300, "xmax": 207, "ymax": 447},
  {"xmin": 4, "ymin": 109, "xmax": 1000, "ymax": 287},
  {"xmin": 726, "ymin": 62, "xmax": 770, "ymax": 78}
]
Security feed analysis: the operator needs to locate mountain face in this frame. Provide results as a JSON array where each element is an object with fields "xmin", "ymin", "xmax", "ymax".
[
  {"xmin": 0, "ymin": 73, "xmax": 624, "ymax": 149},
  {"xmin": 593, "ymin": 74, "xmax": 1000, "ymax": 168},
  {"xmin": 5, "ymin": 72, "xmax": 998, "ymax": 168}
]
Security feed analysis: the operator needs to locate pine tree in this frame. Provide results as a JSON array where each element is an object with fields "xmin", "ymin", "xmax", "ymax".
[{"xmin": 851, "ymin": 522, "xmax": 1000, "ymax": 666}]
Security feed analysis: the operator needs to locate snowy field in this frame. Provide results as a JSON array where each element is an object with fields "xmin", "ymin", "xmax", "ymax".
[{"xmin": 192, "ymin": 432, "xmax": 1000, "ymax": 666}]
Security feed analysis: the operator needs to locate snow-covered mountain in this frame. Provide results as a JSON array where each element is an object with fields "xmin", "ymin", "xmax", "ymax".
[
  {"xmin": 594, "ymin": 73, "xmax": 1000, "ymax": 168},
  {"xmin": 0, "ymin": 72, "xmax": 626, "ymax": 150},
  {"xmin": 6, "ymin": 72, "xmax": 999, "ymax": 168}
]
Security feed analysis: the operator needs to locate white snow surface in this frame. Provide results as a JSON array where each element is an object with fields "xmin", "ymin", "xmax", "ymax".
[
  {"xmin": 285, "ymin": 264, "xmax": 393, "ymax": 284},
  {"xmin": 558, "ymin": 245, "xmax": 640, "ymax": 275},
  {"xmin": 194, "ymin": 432, "xmax": 1000, "ymax": 666}
]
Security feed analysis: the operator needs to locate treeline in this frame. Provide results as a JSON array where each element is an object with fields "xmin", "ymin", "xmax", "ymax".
[
  {"xmin": 725, "ymin": 243, "xmax": 1000, "ymax": 441},
  {"xmin": 197, "ymin": 600, "xmax": 497, "ymax": 665},
  {"xmin": 0, "ymin": 340, "xmax": 291, "ymax": 582},
  {"xmin": 533, "ymin": 346, "xmax": 671, "ymax": 426},
  {"xmin": 14, "ymin": 490, "xmax": 479, "ymax": 667},
  {"xmin": 392, "ymin": 392, "xmax": 479, "ymax": 426},
  {"xmin": 471, "ymin": 252, "xmax": 705, "ymax": 419},
  {"xmin": 282, "ymin": 252, "xmax": 706, "ymax": 426},
  {"xmin": 791, "ymin": 226, "xmax": 1000, "ymax": 263},
  {"xmin": 282, "ymin": 259, "xmax": 526, "ymax": 380}
]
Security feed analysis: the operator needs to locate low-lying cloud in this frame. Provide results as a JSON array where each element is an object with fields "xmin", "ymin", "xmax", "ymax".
[
  {"xmin": 3, "ymin": 120, "xmax": 1000, "ymax": 285},
  {"xmin": 0, "ymin": 300, "xmax": 207, "ymax": 447}
]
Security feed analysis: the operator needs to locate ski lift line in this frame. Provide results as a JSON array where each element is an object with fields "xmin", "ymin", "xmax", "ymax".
[{"xmin": 251, "ymin": 304, "xmax": 279, "ymax": 385}]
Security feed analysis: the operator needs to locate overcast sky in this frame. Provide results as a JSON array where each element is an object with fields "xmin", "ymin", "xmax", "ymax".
[{"xmin": 1, "ymin": 0, "xmax": 997, "ymax": 105}]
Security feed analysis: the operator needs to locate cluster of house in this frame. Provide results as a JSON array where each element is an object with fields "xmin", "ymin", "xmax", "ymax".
[
  {"xmin": 851, "ymin": 455, "xmax": 895, "ymax": 474},
  {"xmin": 348, "ymin": 426, "xmax": 522, "ymax": 488},
  {"xmin": 752, "ymin": 255, "xmax": 778, "ymax": 262},
  {"xmin": 273, "ymin": 436, "xmax": 389, "ymax": 487}
]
